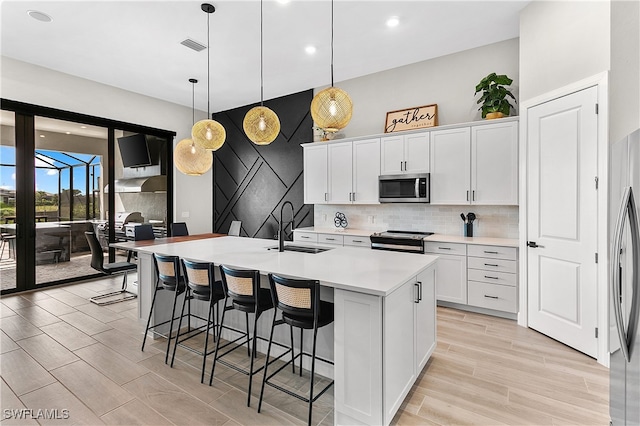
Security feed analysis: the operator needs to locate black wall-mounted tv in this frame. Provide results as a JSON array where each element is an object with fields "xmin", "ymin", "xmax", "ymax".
[{"xmin": 117, "ymin": 134, "xmax": 152, "ymax": 168}]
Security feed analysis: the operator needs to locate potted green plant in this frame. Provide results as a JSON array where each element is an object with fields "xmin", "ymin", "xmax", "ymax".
[{"xmin": 474, "ymin": 73, "xmax": 516, "ymax": 119}]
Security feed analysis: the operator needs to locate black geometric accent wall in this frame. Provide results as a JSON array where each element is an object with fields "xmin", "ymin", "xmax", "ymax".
[{"xmin": 212, "ymin": 90, "xmax": 314, "ymax": 239}]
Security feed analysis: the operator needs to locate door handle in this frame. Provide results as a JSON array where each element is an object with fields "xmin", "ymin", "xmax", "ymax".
[
  {"xmin": 611, "ymin": 186, "xmax": 640, "ymax": 363},
  {"xmin": 527, "ymin": 241, "xmax": 545, "ymax": 248}
]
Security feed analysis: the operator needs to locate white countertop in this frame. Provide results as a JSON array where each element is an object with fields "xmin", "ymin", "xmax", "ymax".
[
  {"xmin": 113, "ymin": 236, "xmax": 437, "ymax": 297},
  {"xmin": 295, "ymin": 227, "xmax": 519, "ymax": 248}
]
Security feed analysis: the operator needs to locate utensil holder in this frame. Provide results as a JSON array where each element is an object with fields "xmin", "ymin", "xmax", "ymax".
[{"xmin": 464, "ymin": 223, "xmax": 473, "ymax": 237}]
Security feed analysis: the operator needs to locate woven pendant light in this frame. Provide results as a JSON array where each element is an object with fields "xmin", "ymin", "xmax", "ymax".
[
  {"xmin": 175, "ymin": 78, "xmax": 213, "ymax": 176},
  {"xmin": 310, "ymin": 0, "xmax": 353, "ymax": 134},
  {"xmin": 243, "ymin": 0, "xmax": 280, "ymax": 145},
  {"xmin": 192, "ymin": 3, "xmax": 226, "ymax": 151}
]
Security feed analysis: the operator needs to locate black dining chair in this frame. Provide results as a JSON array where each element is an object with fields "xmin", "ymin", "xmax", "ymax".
[
  {"xmin": 134, "ymin": 224, "xmax": 156, "ymax": 241},
  {"xmin": 84, "ymin": 231, "xmax": 137, "ymax": 305},
  {"xmin": 170, "ymin": 222, "xmax": 189, "ymax": 237}
]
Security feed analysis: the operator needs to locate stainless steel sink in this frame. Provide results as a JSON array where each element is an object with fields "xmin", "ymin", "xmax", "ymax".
[{"xmin": 267, "ymin": 245, "xmax": 333, "ymax": 254}]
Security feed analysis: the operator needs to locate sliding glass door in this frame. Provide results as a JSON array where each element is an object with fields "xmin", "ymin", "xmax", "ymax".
[{"xmin": 0, "ymin": 110, "xmax": 18, "ymax": 291}]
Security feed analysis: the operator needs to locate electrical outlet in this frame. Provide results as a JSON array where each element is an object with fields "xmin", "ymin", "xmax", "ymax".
[{"xmin": 181, "ymin": 211, "xmax": 190, "ymax": 218}]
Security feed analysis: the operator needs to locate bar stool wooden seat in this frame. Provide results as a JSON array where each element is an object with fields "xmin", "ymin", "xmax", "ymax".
[
  {"xmin": 170, "ymin": 259, "xmax": 225, "ymax": 383},
  {"xmin": 141, "ymin": 253, "xmax": 187, "ymax": 363},
  {"xmin": 258, "ymin": 274, "xmax": 335, "ymax": 426},
  {"xmin": 210, "ymin": 265, "xmax": 290, "ymax": 407}
]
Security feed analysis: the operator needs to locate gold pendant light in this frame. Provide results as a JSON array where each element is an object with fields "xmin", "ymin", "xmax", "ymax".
[
  {"xmin": 192, "ymin": 3, "xmax": 226, "ymax": 151},
  {"xmin": 175, "ymin": 78, "xmax": 213, "ymax": 176},
  {"xmin": 243, "ymin": 0, "xmax": 280, "ymax": 145},
  {"xmin": 310, "ymin": 0, "xmax": 353, "ymax": 134}
]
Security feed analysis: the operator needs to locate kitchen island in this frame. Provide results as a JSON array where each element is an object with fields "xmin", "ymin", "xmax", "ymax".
[{"xmin": 113, "ymin": 235, "xmax": 438, "ymax": 425}]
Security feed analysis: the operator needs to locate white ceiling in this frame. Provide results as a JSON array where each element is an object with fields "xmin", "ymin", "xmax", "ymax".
[{"xmin": 1, "ymin": 0, "xmax": 529, "ymax": 114}]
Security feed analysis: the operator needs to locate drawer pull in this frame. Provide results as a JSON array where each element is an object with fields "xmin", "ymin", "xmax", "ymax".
[
  {"xmin": 352, "ymin": 240, "xmax": 363, "ymax": 243},
  {"xmin": 484, "ymin": 250, "xmax": 499, "ymax": 254},
  {"xmin": 438, "ymin": 247, "xmax": 451, "ymax": 250},
  {"xmin": 326, "ymin": 238, "xmax": 335, "ymax": 241},
  {"xmin": 484, "ymin": 295, "xmax": 499, "ymax": 299},
  {"xmin": 484, "ymin": 263, "xmax": 499, "ymax": 267},
  {"xmin": 484, "ymin": 275, "xmax": 499, "ymax": 280},
  {"xmin": 301, "ymin": 236, "xmax": 310, "ymax": 239}
]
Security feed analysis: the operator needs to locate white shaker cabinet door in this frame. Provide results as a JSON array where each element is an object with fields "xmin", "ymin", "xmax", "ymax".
[
  {"xmin": 429, "ymin": 127, "xmax": 471, "ymax": 204},
  {"xmin": 471, "ymin": 121, "xmax": 518, "ymax": 205},
  {"xmin": 328, "ymin": 142, "xmax": 353, "ymax": 204},
  {"xmin": 404, "ymin": 132, "xmax": 430, "ymax": 174},
  {"xmin": 303, "ymin": 144, "xmax": 328, "ymax": 204},
  {"xmin": 353, "ymin": 138, "xmax": 381, "ymax": 204},
  {"xmin": 380, "ymin": 135, "xmax": 404, "ymax": 175},
  {"xmin": 433, "ymin": 253, "xmax": 468, "ymax": 304}
]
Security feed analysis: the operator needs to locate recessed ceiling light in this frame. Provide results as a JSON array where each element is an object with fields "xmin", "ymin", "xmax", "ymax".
[
  {"xmin": 27, "ymin": 10, "xmax": 53, "ymax": 23},
  {"xmin": 39, "ymin": 134, "xmax": 45, "ymax": 138},
  {"xmin": 276, "ymin": 0, "xmax": 291, "ymax": 4},
  {"xmin": 305, "ymin": 45, "xmax": 317, "ymax": 55},
  {"xmin": 386, "ymin": 16, "xmax": 400, "ymax": 28},
  {"xmin": 80, "ymin": 126, "xmax": 87, "ymax": 129},
  {"xmin": 65, "ymin": 131, "xmax": 71, "ymax": 135}
]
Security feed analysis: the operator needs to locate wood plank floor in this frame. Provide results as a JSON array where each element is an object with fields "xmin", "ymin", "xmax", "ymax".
[{"xmin": 1, "ymin": 277, "xmax": 609, "ymax": 425}]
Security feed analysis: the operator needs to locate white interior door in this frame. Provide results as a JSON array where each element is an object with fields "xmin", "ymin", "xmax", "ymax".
[{"xmin": 527, "ymin": 86, "xmax": 599, "ymax": 358}]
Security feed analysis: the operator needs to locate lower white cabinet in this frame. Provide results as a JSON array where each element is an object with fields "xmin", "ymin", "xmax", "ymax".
[
  {"xmin": 293, "ymin": 229, "xmax": 371, "ymax": 249},
  {"xmin": 383, "ymin": 266, "xmax": 436, "ymax": 425},
  {"xmin": 335, "ymin": 263, "xmax": 436, "ymax": 426},
  {"xmin": 425, "ymin": 242, "xmax": 467, "ymax": 304},
  {"xmin": 426, "ymin": 241, "xmax": 519, "ymax": 315}
]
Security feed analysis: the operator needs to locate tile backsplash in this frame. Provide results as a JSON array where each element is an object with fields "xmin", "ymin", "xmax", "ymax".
[{"xmin": 314, "ymin": 204, "xmax": 519, "ymax": 239}]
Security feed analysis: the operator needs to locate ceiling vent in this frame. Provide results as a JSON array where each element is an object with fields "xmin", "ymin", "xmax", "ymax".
[{"xmin": 180, "ymin": 38, "xmax": 207, "ymax": 52}]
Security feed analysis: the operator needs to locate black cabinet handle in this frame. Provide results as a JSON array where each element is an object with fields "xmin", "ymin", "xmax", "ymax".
[
  {"xmin": 484, "ymin": 295, "xmax": 499, "ymax": 299},
  {"xmin": 352, "ymin": 240, "xmax": 362, "ymax": 243},
  {"xmin": 484, "ymin": 263, "xmax": 499, "ymax": 267},
  {"xmin": 484, "ymin": 275, "xmax": 499, "ymax": 280},
  {"xmin": 438, "ymin": 247, "xmax": 451, "ymax": 250},
  {"xmin": 300, "ymin": 236, "xmax": 310, "ymax": 239},
  {"xmin": 326, "ymin": 238, "xmax": 335, "ymax": 241},
  {"xmin": 414, "ymin": 282, "xmax": 420, "ymax": 303},
  {"xmin": 484, "ymin": 250, "xmax": 499, "ymax": 254}
]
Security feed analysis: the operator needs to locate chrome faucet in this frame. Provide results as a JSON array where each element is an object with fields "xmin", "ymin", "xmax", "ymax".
[{"xmin": 279, "ymin": 201, "xmax": 295, "ymax": 252}]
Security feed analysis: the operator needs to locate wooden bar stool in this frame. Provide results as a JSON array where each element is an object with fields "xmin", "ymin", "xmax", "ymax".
[
  {"xmin": 170, "ymin": 259, "xmax": 225, "ymax": 383},
  {"xmin": 258, "ymin": 274, "xmax": 335, "ymax": 426}
]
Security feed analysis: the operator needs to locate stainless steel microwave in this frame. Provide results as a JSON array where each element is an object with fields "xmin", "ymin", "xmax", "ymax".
[{"xmin": 379, "ymin": 173, "xmax": 430, "ymax": 203}]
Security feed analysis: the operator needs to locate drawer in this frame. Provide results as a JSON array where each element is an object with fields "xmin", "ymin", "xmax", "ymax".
[
  {"xmin": 468, "ymin": 281, "xmax": 517, "ymax": 313},
  {"xmin": 468, "ymin": 244, "xmax": 517, "ymax": 261},
  {"xmin": 294, "ymin": 231, "xmax": 318, "ymax": 243},
  {"xmin": 468, "ymin": 257, "xmax": 517, "ymax": 274},
  {"xmin": 344, "ymin": 235, "xmax": 370, "ymax": 248},
  {"xmin": 318, "ymin": 234, "xmax": 344, "ymax": 245},
  {"xmin": 468, "ymin": 268, "xmax": 516, "ymax": 287},
  {"xmin": 425, "ymin": 242, "xmax": 466, "ymax": 256}
]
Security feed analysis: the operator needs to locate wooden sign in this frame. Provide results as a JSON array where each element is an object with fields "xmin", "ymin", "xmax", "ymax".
[{"xmin": 384, "ymin": 104, "xmax": 438, "ymax": 133}]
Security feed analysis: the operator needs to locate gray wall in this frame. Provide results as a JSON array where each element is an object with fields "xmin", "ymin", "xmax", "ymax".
[
  {"xmin": 331, "ymin": 38, "xmax": 520, "ymax": 138},
  {"xmin": 610, "ymin": 0, "xmax": 640, "ymax": 144},
  {"xmin": 519, "ymin": 1, "xmax": 611, "ymax": 103}
]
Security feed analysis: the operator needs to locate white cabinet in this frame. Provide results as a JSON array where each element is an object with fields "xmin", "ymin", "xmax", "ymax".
[
  {"xmin": 425, "ymin": 242, "xmax": 467, "ymax": 304},
  {"xmin": 429, "ymin": 127, "xmax": 471, "ymax": 204},
  {"xmin": 430, "ymin": 121, "xmax": 518, "ymax": 205},
  {"xmin": 293, "ymin": 229, "xmax": 372, "ymax": 249},
  {"xmin": 304, "ymin": 139, "xmax": 380, "ymax": 205},
  {"xmin": 467, "ymin": 244, "xmax": 518, "ymax": 313},
  {"xmin": 471, "ymin": 121, "xmax": 518, "ymax": 205},
  {"xmin": 383, "ymin": 264, "xmax": 436, "ymax": 426},
  {"xmin": 380, "ymin": 133, "xmax": 429, "ymax": 175},
  {"xmin": 303, "ymin": 144, "xmax": 328, "ymax": 204},
  {"xmin": 328, "ymin": 142, "xmax": 353, "ymax": 204}
]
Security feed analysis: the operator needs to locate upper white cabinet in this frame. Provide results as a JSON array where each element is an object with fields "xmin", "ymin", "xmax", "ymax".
[
  {"xmin": 380, "ymin": 133, "xmax": 429, "ymax": 175},
  {"xmin": 430, "ymin": 121, "xmax": 518, "ymax": 205},
  {"xmin": 472, "ymin": 121, "xmax": 518, "ymax": 205},
  {"xmin": 429, "ymin": 127, "xmax": 471, "ymax": 204},
  {"xmin": 304, "ymin": 138, "xmax": 380, "ymax": 205},
  {"xmin": 303, "ymin": 144, "xmax": 328, "ymax": 204}
]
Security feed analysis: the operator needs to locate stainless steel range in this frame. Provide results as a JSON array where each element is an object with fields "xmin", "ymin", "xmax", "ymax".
[{"xmin": 370, "ymin": 230, "xmax": 434, "ymax": 253}]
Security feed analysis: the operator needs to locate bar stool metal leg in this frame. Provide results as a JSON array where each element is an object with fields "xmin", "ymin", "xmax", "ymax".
[{"xmin": 141, "ymin": 283, "xmax": 161, "ymax": 352}]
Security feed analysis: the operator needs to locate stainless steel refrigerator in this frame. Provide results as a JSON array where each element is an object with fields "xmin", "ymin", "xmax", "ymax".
[{"xmin": 610, "ymin": 128, "xmax": 640, "ymax": 425}]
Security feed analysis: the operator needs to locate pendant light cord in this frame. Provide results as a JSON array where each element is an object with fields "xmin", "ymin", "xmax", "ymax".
[
  {"xmin": 260, "ymin": 0, "xmax": 264, "ymax": 106},
  {"xmin": 330, "ymin": 0, "xmax": 334, "ymax": 87},
  {"xmin": 192, "ymin": 81, "xmax": 195, "ymax": 125},
  {"xmin": 207, "ymin": 11, "xmax": 211, "ymax": 118}
]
